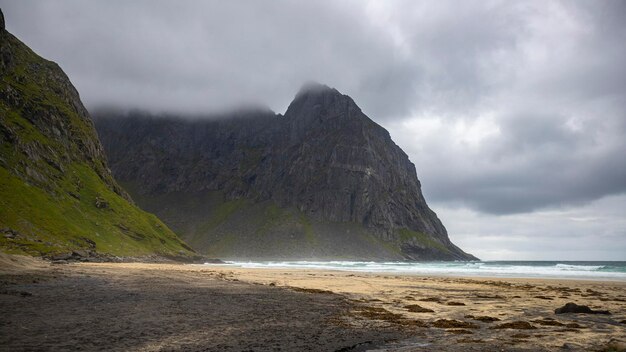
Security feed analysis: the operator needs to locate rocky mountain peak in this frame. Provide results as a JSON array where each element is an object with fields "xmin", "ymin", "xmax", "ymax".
[
  {"xmin": 95, "ymin": 83, "xmax": 477, "ymax": 261},
  {"xmin": 286, "ymin": 82, "xmax": 358, "ymax": 117},
  {"xmin": 1, "ymin": 8, "xmax": 5, "ymax": 31},
  {"xmin": 284, "ymin": 83, "xmax": 364, "ymax": 143}
]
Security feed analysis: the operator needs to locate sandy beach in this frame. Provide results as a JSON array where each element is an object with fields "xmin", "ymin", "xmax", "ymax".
[{"xmin": 1, "ymin": 255, "xmax": 625, "ymax": 351}]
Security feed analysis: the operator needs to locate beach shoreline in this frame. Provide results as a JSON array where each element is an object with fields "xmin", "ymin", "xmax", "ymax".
[
  {"xmin": 203, "ymin": 260, "xmax": 626, "ymax": 282},
  {"xmin": 197, "ymin": 262, "xmax": 626, "ymax": 283},
  {"xmin": 1, "ymin": 255, "xmax": 625, "ymax": 351}
]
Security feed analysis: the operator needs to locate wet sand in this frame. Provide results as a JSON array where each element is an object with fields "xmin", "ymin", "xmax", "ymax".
[{"xmin": 1, "ymin": 255, "xmax": 625, "ymax": 351}]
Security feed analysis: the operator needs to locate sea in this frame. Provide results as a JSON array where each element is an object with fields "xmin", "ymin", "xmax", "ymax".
[{"xmin": 212, "ymin": 261, "xmax": 626, "ymax": 281}]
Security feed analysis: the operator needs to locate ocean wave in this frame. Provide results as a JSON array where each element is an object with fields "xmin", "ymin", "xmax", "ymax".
[
  {"xmin": 555, "ymin": 263, "xmax": 605, "ymax": 271},
  {"xmin": 211, "ymin": 260, "xmax": 626, "ymax": 281}
]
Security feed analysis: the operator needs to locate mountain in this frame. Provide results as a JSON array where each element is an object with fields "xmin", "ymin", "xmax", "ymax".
[
  {"xmin": 0, "ymin": 12, "xmax": 195, "ymax": 258},
  {"xmin": 94, "ymin": 83, "xmax": 476, "ymax": 261}
]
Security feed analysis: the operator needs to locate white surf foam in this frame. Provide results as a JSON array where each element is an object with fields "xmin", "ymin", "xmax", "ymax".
[{"xmin": 207, "ymin": 261, "xmax": 626, "ymax": 281}]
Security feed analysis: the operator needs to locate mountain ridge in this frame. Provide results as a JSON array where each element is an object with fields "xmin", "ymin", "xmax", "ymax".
[{"xmin": 95, "ymin": 84, "xmax": 477, "ymax": 261}]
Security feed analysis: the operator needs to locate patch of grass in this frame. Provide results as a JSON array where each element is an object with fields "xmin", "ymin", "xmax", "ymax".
[
  {"xmin": 253, "ymin": 203, "xmax": 318, "ymax": 245},
  {"xmin": 255, "ymin": 203, "xmax": 292, "ymax": 236},
  {"xmin": 397, "ymin": 228, "xmax": 450, "ymax": 253},
  {"xmin": 0, "ymin": 164, "xmax": 192, "ymax": 256},
  {"xmin": 360, "ymin": 228, "xmax": 402, "ymax": 255},
  {"xmin": 197, "ymin": 198, "xmax": 248, "ymax": 235},
  {"xmin": 297, "ymin": 211, "xmax": 317, "ymax": 244},
  {"xmin": 204, "ymin": 232, "xmax": 238, "ymax": 257}
]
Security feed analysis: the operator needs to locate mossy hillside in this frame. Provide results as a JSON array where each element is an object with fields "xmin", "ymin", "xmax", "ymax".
[
  {"xmin": 201, "ymin": 205, "xmax": 403, "ymax": 260},
  {"xmin": 0, "ymin": 29, "xmax": 194, "ymax": 256},
  {"xmin": 1, "ymin": 30, "xmax": 126, "ymax": 198},
  {"xmin": 0, "ymin": 165, "xmax": 191, "ymax": 256},
  {"xmin": 298, "ymin": 212, "xmax": 316, "ymax": 245},
  {"xmin": 196, "ymin": 198, "xmax": 249, "ymax": 237},
  {"xmin": 397, "ymin": 228, "xmax": 451, "ymax": 254},
  {"xmin": 120, "ymin": 186, "xmax": 405, "ymax": 260}
]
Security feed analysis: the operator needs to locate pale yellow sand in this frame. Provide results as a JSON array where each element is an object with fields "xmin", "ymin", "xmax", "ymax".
[{"xmin": 197, "ymin": 264, "xmax": 626, "ymax": 350}]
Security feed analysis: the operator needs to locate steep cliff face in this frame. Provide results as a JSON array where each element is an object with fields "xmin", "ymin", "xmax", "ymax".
[
  {"xmin": 274, "ymin": 85, "xmax": 449, "ymax": 240},
  {"xmin": 0, "ymin": 20, "xmax": 194, "ymax": 257},
  {"xmin": 95, "ymin": 83, "xmax": 476, "ymax": 260}
]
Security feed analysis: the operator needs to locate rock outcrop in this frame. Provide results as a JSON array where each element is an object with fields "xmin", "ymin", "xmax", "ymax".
[
  {"xmin": 0, "ymin": 18, "xmax": 194, "ymax": 257},
  {"xmin": 555, "ymin": 303, "xmax": 610, "ymax": 315},
  {"xmin": 95, "ymin": 83, "xmax": 476, "ymax": 261}
]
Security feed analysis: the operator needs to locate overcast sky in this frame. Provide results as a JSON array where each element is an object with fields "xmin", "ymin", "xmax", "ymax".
[{"xmin": 2, "ymin": 0, "xmax": 625, "ymax": 260}]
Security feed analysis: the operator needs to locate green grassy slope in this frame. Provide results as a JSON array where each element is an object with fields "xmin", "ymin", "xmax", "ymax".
[
  {"xmin": 125, "ymin": 182, "xmax": 447, "ymax": 260},
  {"xmin": 0, "ymin": 28, "xmax": 193, "ymax": 257}
]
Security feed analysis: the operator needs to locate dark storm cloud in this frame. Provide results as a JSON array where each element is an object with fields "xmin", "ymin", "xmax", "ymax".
[
  {"xmin": 1, "ymin": 0, "xmax": 625, "ymax": 218},
  {"xmin": 0, "ymin": 0, "xmax": 409, "ymax": 116},
  {"xmin": 382, "ymin": 0, "xmax": 626, "ymax": 215},
  {"xmin": 397, "ymin": 108, "xmax": 626, "ymax": 214}
]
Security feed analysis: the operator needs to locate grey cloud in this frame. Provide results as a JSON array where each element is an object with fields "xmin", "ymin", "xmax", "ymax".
[
  {"xmin": 396, "ymin": 1, "xmax": 528, "ymax": 116},
  {"xmin": 404, "ymin": 111, "xmax": 626, "ymax": 214},
  {"xmin": 1, "ymin": 0, "xmax": 409, "ymax": 116},
  {"xmin": 381, "ymin": 0, "xmax": 626, "ymax": 216},
  {"xmin": 493, "ymin": 113, "xmax": 583, "ymax": 156},
  {"xmin": 440, "ymin": 194, "xmax": 626, "ymax": 260},
  {"xmin": 356, "ymin": 63, "xmax": 422, "ymax": 120},
  {"xmin": 1, "ymin": 1, "xmax": 625, "ymax": 220}
]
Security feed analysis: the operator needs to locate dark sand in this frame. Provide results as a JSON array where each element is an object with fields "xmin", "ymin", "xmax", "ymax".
[
  {"xmin": 1, "ymin": 255, "xmax": 625, "ymax": 351},
  {"xmin": 0, "ymin": 255, "xmax": 405, "ymax": 351}
]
